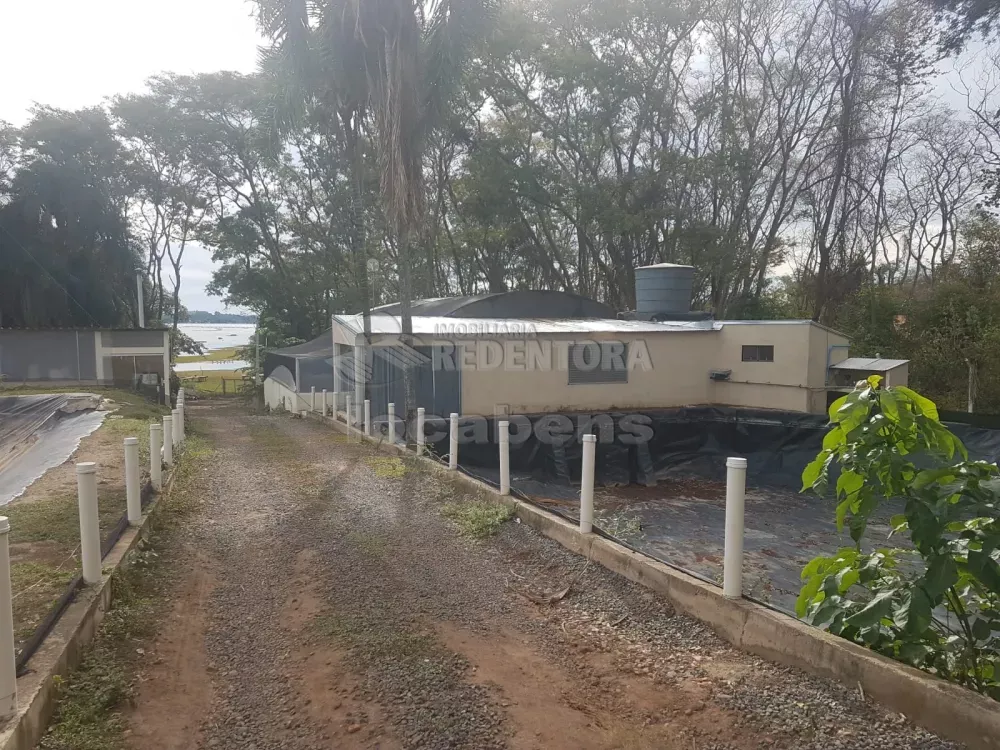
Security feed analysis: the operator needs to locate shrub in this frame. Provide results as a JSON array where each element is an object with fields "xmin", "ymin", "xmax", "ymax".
[{"xmin": 799, "ymin": 376, "xmax": 1000, "ymax": 699}]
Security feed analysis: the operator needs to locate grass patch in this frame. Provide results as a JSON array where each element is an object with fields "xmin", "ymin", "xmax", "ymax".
[
  {"xmin": 175, "ymin": 347, "xmax": 240, "ymax": 363},
  {"xmin": 178, "ymin": 371, "xmax": 247, "ymax": 397},
  {"xmin": 441, "ymin": 499, "xmax": 514, "ymax": 539},
  {"xmin": 7, "ymin": 490, "xmax": 129, "ymax": 549},
  {"xmin": 103, "ymin": 416, "xmax": 157, "ymax": 466},
  {"xmin": 39, "ymin": 430, "xmax": 214, "ymax": 750},
  {"xmin": 364, "ymin": 456, "xmax": 408, "ymax": 478},
  {"xmin": 11, "ymin": 562, "xmax": 77, "ymax": 641}
]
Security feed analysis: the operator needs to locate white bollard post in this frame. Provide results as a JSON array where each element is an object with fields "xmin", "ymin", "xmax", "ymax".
[
  {"xmin": 178, "ymin": 403, "xmax": 186, "ymax": 443},
  {"xmin": 322, "ymin": 389, "xmax": 328, "ymax": 417},
  {"xmin": 580, "ymin": 434, "xmax": 596, "ymax": 533},
  {"xmin": 149, "ymin": 423, "xmax": 163, "ymax": 491},
  {"xmin": 388, "ymin": 403, "xmax": 396, "ymax": 444},
  {"xmin": 449, "ymin": 413, "xmax": 459, "ymax": 470},
  {"xmin": 499, "ymin": 420, "xmax": 510, "ymax": 496},
  {"xmin": 364, "ymin": 399, "xmax": 372, "ymax": 437},
  {"xmin": 346, "ymin": 394, "xmax": 353, "ymax": 427},
  {"xmin": 75, "ymin": 463, "xmax": 102, "ymax": 585},
  {"xmin": 163, "ymin": 415, "xmax": 174, "ymax": 467},
  {"xmin": 416, "ymin": 408, "xmax": 425, "ymax": 456},
  {"xmin": 724, "ymin": 457, "xmax": 748, "ymax": 599},
  {"xmin": 124, "ymin": 437, "xmax": 141, "ymax": 525},
  {"xmin": 0, "ymin": 516, "xmax": 17, "ymax": 720},
  {"xmin": 333, "ymin": 391, "xmax": 341, "ymax": 414},
  {"xmin": 310, "ymin": 386, "xmax": 316, "ymax": 412},
  {"xmin": 171, "ymin": 408, "xmax": 182, "ymax": 447}
]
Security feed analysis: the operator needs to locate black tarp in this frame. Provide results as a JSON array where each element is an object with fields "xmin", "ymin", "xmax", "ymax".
[
  {"xmin": 429, "ymin": 406, "xmax": 1000, "ymax": 615},
  {"xmin": 433, "ymin": 407, "xmax": 1000, "ymax": 494}
]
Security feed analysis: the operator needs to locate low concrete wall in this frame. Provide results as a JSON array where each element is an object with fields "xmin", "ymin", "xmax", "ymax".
[
  {"xmin": 310, "ymin": 410, "xmax": 1000, "ymax": 750},
  {"xmin": 0, "ymin": 465, "xmax": 180, "ymax": 750}
]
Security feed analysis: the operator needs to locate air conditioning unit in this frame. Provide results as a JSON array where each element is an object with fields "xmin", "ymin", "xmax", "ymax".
[{"xmin": 709, "ymin": 369, "xmax": 731, "ymax": 381}]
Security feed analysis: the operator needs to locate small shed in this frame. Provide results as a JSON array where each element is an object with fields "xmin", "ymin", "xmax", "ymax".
[
  {"xmin": 828, "ymin": 357, "xmax": 909, "ymax": 388},
  {"xmin": 0, "ymin": 328, "xmax": 170, "ymax": 388}
]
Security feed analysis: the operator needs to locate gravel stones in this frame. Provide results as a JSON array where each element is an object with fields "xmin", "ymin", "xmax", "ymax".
[{"xmin": 163, "ymin": 407, "xmax": 962, "ymax": 750}]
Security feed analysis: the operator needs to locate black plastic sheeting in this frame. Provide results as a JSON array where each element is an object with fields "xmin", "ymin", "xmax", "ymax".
[
  {"xmin": 435, "ymin": 407, "xmax": 1000, "ymax": 494},
  {"xmin": 0, "ymin": 395, "xmax": 107, "ymax": 505},
  {"xmin": 426, "ymin": 407, "xmax": 1000, "ymax": 615}
]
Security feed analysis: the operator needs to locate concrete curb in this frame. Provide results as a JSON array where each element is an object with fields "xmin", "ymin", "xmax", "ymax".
[
  {"xmin": 0, "ymin": 463, "xmax": 181, "ymax": 750},
  {"xmin": 310, "ymin": 409, "xmax": 1000, "ymax": 749}
]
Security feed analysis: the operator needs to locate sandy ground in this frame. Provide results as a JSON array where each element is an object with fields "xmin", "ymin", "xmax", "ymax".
[{"xmin": 123, "ymin": 403, "xmax": 958, "ymax": 750}]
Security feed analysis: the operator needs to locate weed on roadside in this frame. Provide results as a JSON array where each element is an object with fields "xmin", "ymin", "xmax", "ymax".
[
  {"xmin": 441, "ymin": 499, "xmax": 514, "ymax": 539},
  {"xmin": 38, "ymin": 432, "xmax": 214, "ymax": 750},
  {"xmin": 38, "ymin": 556, "xmax": 157, "ymax": 750},
  {"xmin": 365, "ymin": 456, "xmax": 407, "ymax": 478}
]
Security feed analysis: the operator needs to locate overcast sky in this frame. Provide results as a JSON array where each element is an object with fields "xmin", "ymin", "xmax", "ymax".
[{"xmin": 0, "ymin": 0, "xmax": 262, "ymax": 313}]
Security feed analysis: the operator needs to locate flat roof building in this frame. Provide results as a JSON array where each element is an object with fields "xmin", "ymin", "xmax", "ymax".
[
  {"xmin": 0, "ymin": 328, "xmax": 170, "ymax": 389},
  {"xmin": 326, "ymin": 314, "xmax": 852, "ymax": 418}
]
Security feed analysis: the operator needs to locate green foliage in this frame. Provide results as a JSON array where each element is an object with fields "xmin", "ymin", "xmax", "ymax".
[
  {"xmin": 835, "ymin": 214, "xmax": 1000, "ymax": 413},
  {"xmin": 0, "ymin": 107, "xmax": 140, "ymax": 328},
  {"xmin": 800, "ymin": 378, "xmax": 1000, "ymax": 699},
  {"xmin": 441, "ymin": 499, "xmax": 515, "ymax": 539}
]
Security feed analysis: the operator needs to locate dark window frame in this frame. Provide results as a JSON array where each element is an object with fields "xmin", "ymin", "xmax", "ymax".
[
  {"xmin": 742, "ymin": 345, "xmax": 774, "ymax": 363},
  {"xmin": 567, "ymin": 342, "xmax": 629, "ymax": 385}
]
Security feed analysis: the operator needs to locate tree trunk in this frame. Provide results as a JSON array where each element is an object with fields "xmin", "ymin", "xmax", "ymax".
[
  {"xmin": 345, "ymin": 120, "xmax": 373, "ymax": 403},
  {"xmin": 398, "ymin": 226, "xmax": 416, "ymax": 435}
]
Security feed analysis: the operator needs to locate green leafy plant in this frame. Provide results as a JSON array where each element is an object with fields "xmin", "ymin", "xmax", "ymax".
[{"xmin": 799, "ymin": 376, "xmax": 1000, "ymax": 699}]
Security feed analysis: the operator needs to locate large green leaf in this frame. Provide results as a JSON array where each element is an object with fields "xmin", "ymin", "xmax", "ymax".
[
  {"xmin": 972, "ymin": 617, "xmax": 993, "ymax": 642},
  {"xmin": 796, "ymin": 577, "xmax": 823, "ymax": 618},
  {"xmin": 801, "ymin": 452, "xmax": 831, "ymax": 492},
  {"xmin": 967, "ymin": 549, "xmax": 1000, "ymax": 591},
  {"xmin": 836, "ymin": 469, "xmax": 864, "ymax": 501},
  {"xmin": 822, "ymin": 426, "xmax": 846, "ymax": 451},
  {"xmin": 879, "ymin": 390, "xmax": 900, "ymax": 422},
  {"xmin": 845, "ymin": 590, "xmax": 894, "ymax": 628},
  {"xmin": 898, "ymin": 641, "xmax": 934, "ymax": 666},
  {"xmin": 921, "ymin": 554, "xmax": 958, "ymax": 600},
  {"xmin": 827, "ymin": 394, "xmax": 849, "ymax": 423},
  {"xmin": 836, "ymin": 496, "xmax": 852, "ymax": 532},
  {"xmin": 906, "ymin": 587, "xmax": 934, "ymax": 635},
  {"xmin": 896, "ymin": 386, "xmax": 940, "ymax": 421}
]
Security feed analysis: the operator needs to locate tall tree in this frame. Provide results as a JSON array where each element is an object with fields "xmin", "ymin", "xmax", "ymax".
[
  {"xmin": 254, "ymin": 0, "xmax": 499, "ymax": 419},
  {"xmin": 0, "ymin": 108, "xmax": 139, "ymax": 328}
]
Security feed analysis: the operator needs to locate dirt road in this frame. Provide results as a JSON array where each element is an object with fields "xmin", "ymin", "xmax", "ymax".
[{"xmin": 124, "ymin": 404, "xmax": 957, "ymax": 750}]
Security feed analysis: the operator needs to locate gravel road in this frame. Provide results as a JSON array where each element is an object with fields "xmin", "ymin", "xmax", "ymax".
[{"xmin": 125, "ymin": 404, "xmax": 961, "ymax": 750}]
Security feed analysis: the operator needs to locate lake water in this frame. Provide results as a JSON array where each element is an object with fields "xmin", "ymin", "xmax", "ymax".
[
  {"xmin": 176, "ymin": 324, "xmax": 255, "ymax": 372},
  {"xmin": 179, "ymin": 323, "xmax": 255, "ymax": 351}
]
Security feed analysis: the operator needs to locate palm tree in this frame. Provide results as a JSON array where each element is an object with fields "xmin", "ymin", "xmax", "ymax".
[{"xmin": 254, "ymin": 0, "xmax": 498, "ymax": 422}]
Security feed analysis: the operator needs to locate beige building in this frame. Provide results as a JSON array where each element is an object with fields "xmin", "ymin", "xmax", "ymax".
[{"xmin": 330, "ymin": 314, "xmax": 853, "ymax": 416}]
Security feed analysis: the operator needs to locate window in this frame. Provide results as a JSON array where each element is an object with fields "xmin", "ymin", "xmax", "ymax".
[
  {"xmin": 568, "ymin": 342, "xmax": 629, "ymax": 384},
  {"xmin": 742, "ymin": 345, "xmax": 774, "ymax": 362}
]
